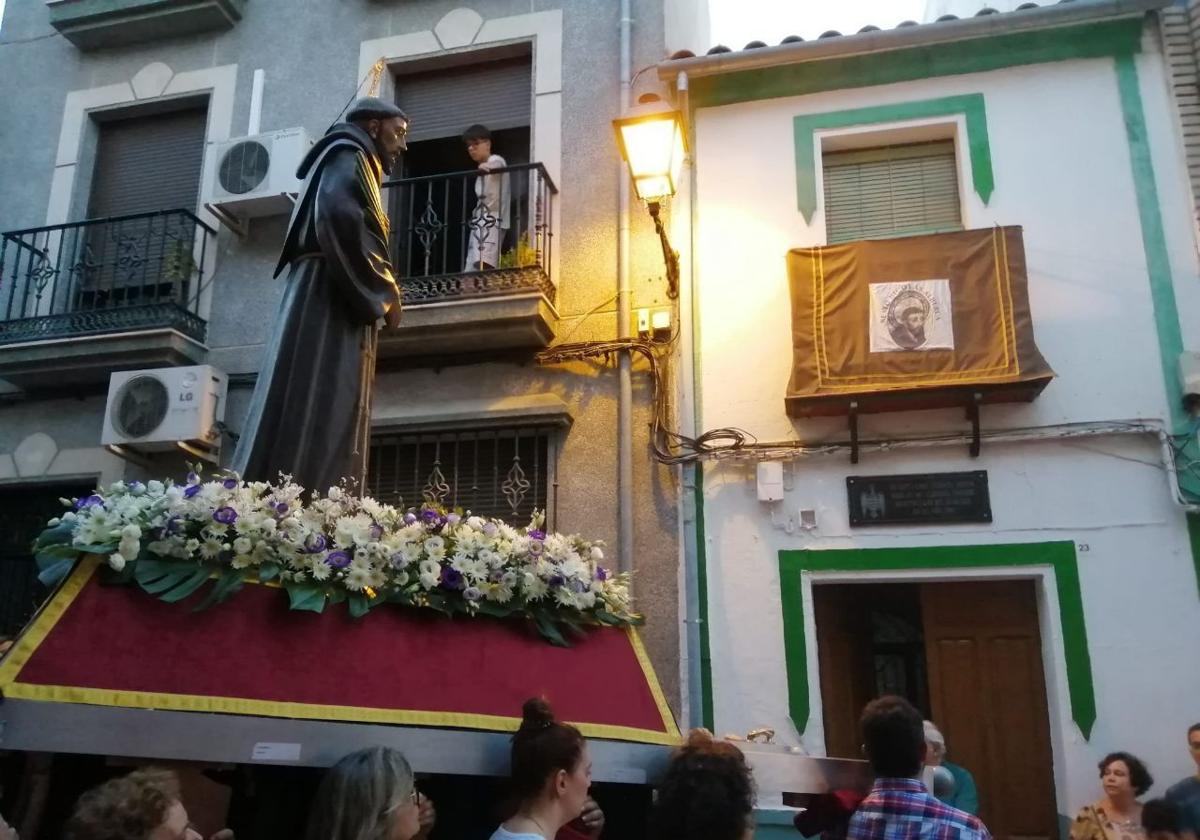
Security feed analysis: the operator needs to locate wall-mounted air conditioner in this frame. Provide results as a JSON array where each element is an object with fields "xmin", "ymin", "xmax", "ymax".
[
  {"xmin": 102, "ymin": 365, "xmax": 227, "ymax": 460},
  {"xmin": 202, "ymin": 127, "xmax": 312, "ymax": 227}
]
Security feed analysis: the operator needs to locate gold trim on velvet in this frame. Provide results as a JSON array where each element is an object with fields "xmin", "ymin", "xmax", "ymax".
[{"xmin": 0, "ymin": 557, "xmax": 680, "ymax": 746}]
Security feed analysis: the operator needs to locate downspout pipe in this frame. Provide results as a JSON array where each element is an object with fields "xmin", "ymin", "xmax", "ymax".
[{"xmin": 618, "ymin": 0, "xmax": 635, "ymax": 584}]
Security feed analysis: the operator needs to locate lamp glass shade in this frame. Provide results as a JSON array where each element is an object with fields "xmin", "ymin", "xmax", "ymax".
[{"xmin": 614, "ymin": 103, "xmax": 686, "ymax": 202}]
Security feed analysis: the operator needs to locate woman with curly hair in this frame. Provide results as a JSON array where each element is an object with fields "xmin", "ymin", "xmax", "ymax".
[
  {"xmin": 1071, "ymin": 752, "xmax": 1155, "ymax": 840},
  {"xmin": 490, "ymin": 698, "xmax": 600, "ymax": 840},
  {"xmin": 650, "ymin": 729, "xmax": 756, "ymax": 840},
  {"xmin": 63, "ymin": 767, "xmax": 224, "ymax": 840}
]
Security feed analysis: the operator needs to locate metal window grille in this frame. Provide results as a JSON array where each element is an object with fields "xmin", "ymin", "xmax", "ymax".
[
  {"xmin": 367, "ymin": 426, "xmax": 556, "ymax": 526},
  {"xmin": 822, "ymin": 140, "xmax": 963, "ymax": 244}
]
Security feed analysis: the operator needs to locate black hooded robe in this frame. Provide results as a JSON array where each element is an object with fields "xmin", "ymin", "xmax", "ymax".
[{"xmin": 230, "ymin": 123, "xmax": 400, "ymax": 493}]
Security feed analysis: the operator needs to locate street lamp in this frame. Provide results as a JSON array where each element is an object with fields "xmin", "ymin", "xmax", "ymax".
[{"xmin": 613, "ymin": 93, "xmax": 687, "ymax": 298}]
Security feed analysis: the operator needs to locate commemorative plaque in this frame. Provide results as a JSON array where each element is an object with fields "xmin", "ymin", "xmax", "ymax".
[{"xmin": 847, "ymin": 471, "xmax": 991, "ymax": 526}]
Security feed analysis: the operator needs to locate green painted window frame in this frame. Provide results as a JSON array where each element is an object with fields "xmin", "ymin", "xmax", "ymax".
[
  {"xmin": 794, "ymin": 94, "xmax": 993, "ymax": 225},
  {"xmin": 776, "ymin": 541, "xmax": 1097, "ymax": 742}
]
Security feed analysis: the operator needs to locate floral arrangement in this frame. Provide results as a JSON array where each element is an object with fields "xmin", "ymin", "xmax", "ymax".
[{"xmin": 34, "ymin": 471, "xmax": 639, "ymax": 646}]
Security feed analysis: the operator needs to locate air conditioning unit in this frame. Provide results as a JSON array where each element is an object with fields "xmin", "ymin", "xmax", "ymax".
[
  {"xmin": 102, "ymin": 365, "xmax": 227, "ymax": 459},
  {"xmin": 202, "ymin": 127, "xmax": 313, "ymax": 220}
]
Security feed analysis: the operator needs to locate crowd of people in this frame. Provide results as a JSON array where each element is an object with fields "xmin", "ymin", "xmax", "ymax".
[{"xmin": 4, "ymin": 696, "xmax": 1196, "ymax": 840}]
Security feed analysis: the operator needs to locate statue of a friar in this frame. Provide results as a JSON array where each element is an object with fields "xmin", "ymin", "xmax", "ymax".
[{"xmin": 231, "ymin": 97, "xmax": 408, "ymax": 494}]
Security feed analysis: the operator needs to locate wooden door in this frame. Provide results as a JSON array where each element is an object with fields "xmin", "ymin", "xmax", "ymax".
[
  {"xmin": 922, "ymin": 580, "xmax": 1057, "ymax": 840},
  {"xmin": 813, "ymin": 585, "xmax": 876, "ymax": 760}
]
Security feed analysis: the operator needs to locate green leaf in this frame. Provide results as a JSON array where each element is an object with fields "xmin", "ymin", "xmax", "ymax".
[
  {"xmin": 474, "ymin": 601, "xmax": 512, "ymax": 618},
  {"xmin": 328, "ymin": 589, "xmax": 348, "ymax": 605},
  {"xmin": 35, "ymin": 520, "xmax": 76, "ymax": 548},
  {"xmin": 286, "ymin": 584, "xmax": 327, "ymax": 613},
  {"xmin": 257, "ymin": 561, "xmax": 280, "ymax": 583},
  {"xmin": 593, "ymin": 609, "xmax": 623, "ymax": 626},
  {"xmin": 37, "ymin": 558, "xmax": 74, "ymax": 587},
  {"xmin": 348, "ymin": 594, "xmax": 370, "ymax": 618},
  {"xmin": 193, "ymin": 569, "xmax": 245, "ymax": 612},
  {"xmin": 559, "ymin": 616, "xmax": 588, "ymax": 639},
  {"xmin": 36, "ymin": 544, "xmax": 78, "ymax": 569},
  {"xmin": 72, "ymin": 543, "xmax": 118, "ymax": 555},
  {"xmin": 158, "ymin": 567, "xmax": 214, "ymax": 603},
  {"xmin": 533, "ymin": 614, "xmax": 569, "ymax": 648}
]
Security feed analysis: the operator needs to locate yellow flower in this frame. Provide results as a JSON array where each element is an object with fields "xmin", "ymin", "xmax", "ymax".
[{"xmin": 364, "ymin": 586, "xmax": 377, "ymax": 599}]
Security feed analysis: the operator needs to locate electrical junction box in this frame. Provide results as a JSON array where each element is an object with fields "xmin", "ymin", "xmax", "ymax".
[{"xmin": 756, "ymin": 461, "xmax": 785, "ymax": 502}]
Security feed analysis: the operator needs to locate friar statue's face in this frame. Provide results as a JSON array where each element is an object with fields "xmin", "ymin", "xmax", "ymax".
[{"xmin": 366, "ymin": 116, "xmax": 408, "ymax": 175}]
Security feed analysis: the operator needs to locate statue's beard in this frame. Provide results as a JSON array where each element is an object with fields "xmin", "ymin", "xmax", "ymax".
[{"xmin": 376, "ymin": 139, "xmax": 398, "ymax": 175}]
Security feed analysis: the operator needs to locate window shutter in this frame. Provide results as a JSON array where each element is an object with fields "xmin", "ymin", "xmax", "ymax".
[
  {"xmin": 89, "ymin": 107, "xmax": 208, "ymax": 218},
  {"xmin": 822, "ymin": 141, "xmax": 962, "ymax": 244},
  {"xmin": 395, "ymin": 56, "xmax": 532, "ymax": 143}
]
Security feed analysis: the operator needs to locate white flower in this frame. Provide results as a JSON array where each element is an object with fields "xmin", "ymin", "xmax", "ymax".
[
  {"xmin": 467, "ymin": 516, "xmax": 485, "ymax": 530},
  {"xmin": 590, "ymin": 546, "xmax": 604, "ymax": 562},
  {"xmin": 232, "ymin": 537, "xmax": 253, "ymax": 556},
  {"xmin": 309, "ymin": 558, "xmax": 332, "ymax": 581},
  {"xmin": 486, "ymin": 584, "xmax": 514, "ymax": 603},
  {"xmin": 418, "ymin": 559, "xmax": 441, "ymax": 590},
  {"xmin": 345, "ymin": 566, "xmax": 372, "ymax": 591},
  {"xmin": 231, "ymin": 554, "xmax": 253, "ymax": 569},
  {"xmin": 48, "ymin": 517, "xmax": 61, "ymax": 527},
  {"xmin": 199, "ymin": 539, "xmax": 224, "ymax": 560},
  {"xmin": 522, "ymin": 572, "xmax": 548, "ymax": 601},
  {"xmin": 147, "ymin": 480, "xmax": 165, "ymax": 495},
  {"xmin": 576, "ymin": 591, "xmax": 597, "ymax": 610},
  {"xmin": 335, "ymin": 513, "xmax": 374, "ymax": 548},
  {"xmin": 327, "ymin": 486, "xmax": 344, "ymax": 502},
  {"xmin": 107, "ymin": 553, "xmax": 126, "ymax": 571}
]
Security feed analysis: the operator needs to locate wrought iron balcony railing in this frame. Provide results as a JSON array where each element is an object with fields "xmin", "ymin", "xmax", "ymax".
[
  {"xmin": 383, "ymin": 162, "xmax": 557, "ymax": 305},
  {"xmin": 0, "ymin": 209, "xmax": 214, "ymax": 346}
]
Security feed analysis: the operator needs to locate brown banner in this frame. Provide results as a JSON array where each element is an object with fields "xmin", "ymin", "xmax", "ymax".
[{"xmin": 786, "ymin": 226, "xmax": 1054, "ymax": 417}]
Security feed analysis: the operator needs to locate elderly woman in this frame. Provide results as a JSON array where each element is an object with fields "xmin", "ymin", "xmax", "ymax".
[
  {"xmin": 1070, "ymin": 752, "xmax": 1154, "ymax": 840},
  {"xmin": 923, "ymin": 720, "xmax": 980, "ymax": 815},
  {"xmin": 305, "ymin": 746, "xmax": 432, "ymax": 840},
  {"xmin": 650, "ymin": 729, "xmax": 756, "ymax": 840}
]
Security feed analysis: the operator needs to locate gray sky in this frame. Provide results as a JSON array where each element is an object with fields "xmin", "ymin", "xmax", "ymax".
[{"xmin": 709, "ymin": 0, "xmax": 928, "ymax": 46}]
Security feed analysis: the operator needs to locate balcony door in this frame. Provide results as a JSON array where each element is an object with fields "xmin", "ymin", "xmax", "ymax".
[
  {"xmin": 391, "ymin": 52, "xmax": 532, "ymax": 280},
  {"xmin": 79, "ymin": 104, "xmax": 208, "ymax": 311}
]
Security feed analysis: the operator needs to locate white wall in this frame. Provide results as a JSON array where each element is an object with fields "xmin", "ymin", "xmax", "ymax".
[{"xmin": 689, "ymin": 46, "xmax": 1200, "ymax": 816}]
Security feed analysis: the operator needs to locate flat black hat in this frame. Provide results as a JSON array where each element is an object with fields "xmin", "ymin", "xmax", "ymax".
[{"xmin": 346, "ymin": 96, "xmax": 407, "ymax": 122}]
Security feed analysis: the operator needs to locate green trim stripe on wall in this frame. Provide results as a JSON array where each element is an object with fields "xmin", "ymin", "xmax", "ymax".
[
  {"xmin": 695, "ymin": 463, "xmax": 715, "ymax": 731},
  {"xmin": 793, "ymin": 94, "xmax": 993, "ymax": 223},
  {"xmin": 690, "ymin": 18, "xmax": 1143, "ymax": 110},
  {"xmin": 777, "ymin": 542, "xmax": 1097, "ymax": 739}
]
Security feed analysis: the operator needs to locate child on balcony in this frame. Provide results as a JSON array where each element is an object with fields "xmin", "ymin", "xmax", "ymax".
[{"xmin": 463, "ymin": 124, "xmax": 510, "ymax": 271}]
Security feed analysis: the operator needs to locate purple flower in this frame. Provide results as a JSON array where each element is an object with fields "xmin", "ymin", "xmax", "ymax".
[
  {"xmin": 595, "ymin": 567, "xmax": 608, "ymax": 582},
  {"xmin": 74, "ymin": 494, "xmax": 103, "ymax": 511},
  {"xmin": 305, "ymin": 533, "xmax": 328, "ymax": 554},
  {"xmin": 421, "ymin": 509, "xmax": 440, "ymax": 523},
  {"xmin": 528, "ymin": 539, "xmax": 544, "ymax": 555},
  {"xmin": 440, "ymin": 567, "xmax": 464, "ymax": 590},
  {"xmin": 390, "ymin": 552, "xmax": 407, "ymax": 567},
  {"xmin": 569, "ymin": 578, "xmax": 586, "ymax": 594},
  {"xmin": 369, "ymin": 523, "xmax": 383, "ymax": 541},
  {"xmin": 274, "ymin": 502, "xmax": 289, "ymax": 515},
  {"xmin": 186, "ymin": 472, "xmax": 199, "ymax": 484},
  {"xmin": 548, "ymin": 574, "xmax": 565, "ymax": 589},
  {"xmin": 165, "ymin": 516, "xmax": 182, "ymax": 534},
  {"xmin": 489, "ymin": 569, "xmax": 505, "ymax": 583},
  {"xmin": 528, "ymin": 529, "xmax": 546, "ymax": 541},
  {"xmin": 446, "ymin": 513, "xmax": 461, "ymax": 526},
  {"xmin": 404, "ymin": 512, "xmax": 418, "ymax": 524},
  {"xmin": 213, "ymin": 507, "xmax": 238, "ymax": 526},
  {"xmin": 222, "ymin": 478, "xmax": 238, "ymax": 490},
  {"xmin": 128, "ymin": 480, "xmax": 143, "ymax": 492},
  {"xmin": 184, "ymin": 484, "xmax": 201, "ymax": 499},
  {"xmin": 483, "ymin": 522, "xmax": 498, "ymax": 538},
  {"xmin": 463, "ymin": 586, "xmax": 482, "ymax": 602},
  {"xmin": 325, "ymin": 550, "xmax": 352, "ymax": 569}
]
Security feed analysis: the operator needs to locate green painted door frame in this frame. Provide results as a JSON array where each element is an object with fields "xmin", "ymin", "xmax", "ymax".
[{"xmin": 777, "ymin": 541, "xmax": 1097, "ymax": 740}]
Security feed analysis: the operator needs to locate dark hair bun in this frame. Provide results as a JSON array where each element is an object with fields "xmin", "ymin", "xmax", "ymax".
[{"xmin": 521, "ymin": 697, "xmax": 556, "ymax": 730}]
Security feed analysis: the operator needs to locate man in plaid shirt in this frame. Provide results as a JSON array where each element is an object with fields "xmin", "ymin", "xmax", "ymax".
[{"xmin": 848, "ymin": 697, "xmax": 992, "ymax": 840}]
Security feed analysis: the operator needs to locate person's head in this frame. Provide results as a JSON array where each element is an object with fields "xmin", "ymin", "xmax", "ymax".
[
  {"xmin": 510, "ymin": 698, "xmax": 590, "ymax": 822},
  {"xmin": 860, "ymin": 696, "xmax": 926, "ymax": 779},
  {"xmin": 650, "ymin": 729, "xmax": 756, "ymax": 840},
  {"xmin": 64, "ymin": 767, "xmax": 200, "ymax": 840},
  {"xmin": 1188, "ymin": 723, "xmax": 1200, "ymax": 771},
  {"xmin": 1142, "ymin": 798, "xmax": 1181, "ymax": 840},
  {"xmin": 923, "ymin": 720, "xmax": 946, "ymax": 767},
  {"xmin": 1099, "ymin": 752, "xmax": 1153, "ymax": 802},
  {"xmin": 463, "ymin": 124, "xmax": 493, "ymax": 163},
  {"xmin": 346, "ymin": 97, "xmax": 408, "ymax": 175},
  {"xmin": 902, "ymin": 307, "xmax": 926, "ymax": 331},
  {"xmin": 305, "ymin": 746, "xmax": 420, "ymax": 840}
]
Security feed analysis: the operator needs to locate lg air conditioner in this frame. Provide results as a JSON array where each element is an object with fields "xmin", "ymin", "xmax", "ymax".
[
  {"xmin": 203, "ymin": 127, "xmax": 313, "ymax": 222},
  {"xmin": 102, "ymin": 365, "xmax": 227, "ymax": 461}
]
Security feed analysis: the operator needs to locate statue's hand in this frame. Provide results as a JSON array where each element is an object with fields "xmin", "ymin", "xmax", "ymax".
[{"xmin": 384, "ymin": 302, "xmax": 402, "ymax": 329}]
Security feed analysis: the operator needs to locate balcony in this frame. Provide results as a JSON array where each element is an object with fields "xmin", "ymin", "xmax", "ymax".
[
  {"xmin": 0, "ymin": 210, "xmax": 214, "ymax": 390},
  {"xmin": 380, "ymin": 163, "xmax": 558, "ymax": 360},
  {"xmin": 47, "ymin": 0, "xmax": 245, "ymax": 51}
]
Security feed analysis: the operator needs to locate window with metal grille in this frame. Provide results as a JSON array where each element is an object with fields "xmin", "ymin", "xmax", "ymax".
[
  {"xmin": 822, "ymin": 140, "xmax": 963, "ymax": 244},
  {"xmin": 366, "ymin": 426, "xmax": 555, "ymax": 526}
]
